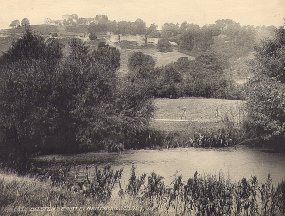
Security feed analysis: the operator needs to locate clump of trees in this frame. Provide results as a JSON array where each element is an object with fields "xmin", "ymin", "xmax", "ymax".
[
  {"xmin": 9, "ymin": 18, "xmax": 30, "ymax": 28},
  {"xmin": 133, "ymin": 52, "xmax": 243, "ymax": 99},
  {"xmin": 160, "ymin": 20, "xmax": 275, "ymax": 64},
  {"xmin": 245, "ymin": 23, "xmax": 285, "ymax": 148},
  {"xmin": 87, "ymin": 16, "xmax": 157, "ymax": 36},
  {"xmin": 0, "ymin": 29, "xmax": 154, "ymax": 169},
  {"xmin": 160, "ymin": 22, "xmax": 220, "ymax": 53},
  {"xmin": 211, "ymin": 19, "xmax": 257, "ymax": 59},
  {"xmin": 126, "ymin": 51, "xmax": 243, "ymax": 100}
]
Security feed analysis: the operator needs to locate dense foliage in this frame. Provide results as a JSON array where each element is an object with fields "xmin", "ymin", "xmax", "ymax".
[
  {"xmin": 0, "ymin": 29, "xmax": 154, "ymax": 165},
  {"xmin": 245, "ymin": 24, "xmax": 285, "ymax": 147},
  {"xmin": 145, "ymin": 53, "xmax": 243, "ymax": 99}
]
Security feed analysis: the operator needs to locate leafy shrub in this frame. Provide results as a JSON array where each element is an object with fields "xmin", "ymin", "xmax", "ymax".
[
  {"xmin": 87, "ymin": 166, "xmax": 123, "ymax": 202},
  {"xmin": 127, "ymin": 165, "xmax": 146, "ymax": 196},
  {"xmin": 157, "ymin": 38, "xmax": 173, "ymax": 52},
  {"xmin": 89, "ymin": 32, "xmax": 97, "ymax": 40}
]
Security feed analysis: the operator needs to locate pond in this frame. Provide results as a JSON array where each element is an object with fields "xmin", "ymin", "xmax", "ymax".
[{"xmin": 41, "ymin": 146, "xmax": 285, "ymax": 186}]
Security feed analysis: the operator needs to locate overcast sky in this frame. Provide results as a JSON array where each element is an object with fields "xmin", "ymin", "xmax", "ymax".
[{"xmin": 0, "ymin": 0, "xmax": 284, "ymax": 29}]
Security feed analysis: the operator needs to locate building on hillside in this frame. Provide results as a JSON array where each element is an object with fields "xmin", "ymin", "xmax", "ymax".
[
  {"xmin": 44, "ymin": 18, "xmax": 63, "ymax": 26},
  {"xmin": 109, "ymin": 33, "xmax": 159, "ymax": 45},
  {"xmin": 62, "ymin": 14, "xmax": 78, "ymax": 21}
]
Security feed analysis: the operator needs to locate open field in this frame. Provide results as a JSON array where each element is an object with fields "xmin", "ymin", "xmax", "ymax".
[{"xmin": 151, "ymin": 97, "xmax": 245, "ymax": 132}]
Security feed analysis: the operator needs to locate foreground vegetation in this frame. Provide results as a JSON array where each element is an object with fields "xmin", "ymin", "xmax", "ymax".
[{"xmin": 1, "ymin": 166, "xmax": 284, "ymax": 216}]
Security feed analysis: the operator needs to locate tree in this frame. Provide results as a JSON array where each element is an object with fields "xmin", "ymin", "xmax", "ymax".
[
  {"xmin": 21, "ymin": 18, "xmax": 30, "ymax": 27},
  {"xmin": 185, "ymin": 52, "xmax": 230, "ymax": 98},
  {"xmin": 127, "ymin": 51, "xmax": 157, "ymax": 94},
  {"xmin": 179, "ymin": 31, "xmax": 195, "ymax": 51},
  {"xmin": 9, "ymin": 20, "xmax": 20, "ymax": 28},
  {"xmin": 116, "ymin": 52, "xmax": 155, "ymax": 149},
  {"xmin": 0, "ymin": 28, "xmax": 62, "ymax": 64},
  {"xmin": 118, "ymin": 21, "xmax": 131, "ymax": 35},
  {"xmin": 211, "ymin": 19, "xmax": 256, "ymax": 58},
  {"xmin": 147, "ymin": 24, "xmax": 160, "ymax": 38},
  {"xmin": 156, "ymin": 64, "xmax": 183, "ymax": 98},
  {"xmin": 245, "ymin": 23, "xmax": 285, "ymax": 146},
  {"xmin": 68, "ymin": 40, "xmax": 121, "ymax": 151},
  {"xmin": 0, "ymin": 29, "xmax": 63, "ymax": 169},
  {"xmin": 157, "ymin": 38, "xmax": 172, "ymax": 52},
  {"xmin": 95, "ymin": 15, "xmax": 109, "ymax": 24},
  {"xmin": 161, "ymin": 23, "xmax": 180, "ymax": 38},
  {"xmin": 131, "ymin": 18, "xmax": 146, "ymax": 35}
]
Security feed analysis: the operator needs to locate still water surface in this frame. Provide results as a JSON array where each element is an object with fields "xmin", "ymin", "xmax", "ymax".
[{"xmin": 71, "ymin": 146, "xmax": 285, "ymax": 185}]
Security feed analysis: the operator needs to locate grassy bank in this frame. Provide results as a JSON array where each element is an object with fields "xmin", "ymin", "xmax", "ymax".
[
  {"xmin": 0, "ymin": 172, "xmax": 91, "ymax": 216},
  {"xmin": 1, "ymin": 166, "xmax": 284, "ymax": 216},
  {"xmin": 145, "ymin": 98, "xmax": 246, "ymax": 148}
]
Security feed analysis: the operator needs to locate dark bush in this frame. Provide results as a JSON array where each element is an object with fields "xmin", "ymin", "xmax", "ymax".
[{"xmin": 157, "ymin": 38, "xmax": 173, "ymax": 52}]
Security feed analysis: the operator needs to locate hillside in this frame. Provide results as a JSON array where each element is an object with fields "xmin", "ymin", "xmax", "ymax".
[
  {"xmin": 0, "ymin": 22, "xmax": 273, "ymax": 83},
  {"xmin": 119, "ymin": 47, "xmax": 195, "ymax": 75}
]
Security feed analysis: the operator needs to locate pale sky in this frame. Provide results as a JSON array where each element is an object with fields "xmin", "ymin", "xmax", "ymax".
[{"xmin": 0, "ymin": 0, "xmax": 284, "ymax": 29}]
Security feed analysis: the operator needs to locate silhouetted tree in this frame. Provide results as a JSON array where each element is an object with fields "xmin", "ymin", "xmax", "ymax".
[
  {"xmin": 21, "ymin": 18, "xmax": 30, "ymax": 27},
  {"xmin": 9, "ymin": 20, "xmax": 20, "ymax": 28}
]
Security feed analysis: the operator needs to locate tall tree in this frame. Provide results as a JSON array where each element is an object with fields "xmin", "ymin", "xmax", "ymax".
[
  {"xmin": 21, "ymin": 18, "xmax": 30, "ymax": 27},
  {"xmin": 161, "ymin": 23, "xmax": 180, "ymax": 38},
  {"xmin": 245, "ymin": 23, "xmax": 285, "ymax": 146}
]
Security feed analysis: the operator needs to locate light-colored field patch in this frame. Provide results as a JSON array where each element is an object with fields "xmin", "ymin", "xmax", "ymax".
[
  {"xmin": 151, "ymin": 97, "xmax": 245, "ymax": 132},
  {"xmin": 154, "ymin": 97, "xmax": 244, "ymax": 121}
]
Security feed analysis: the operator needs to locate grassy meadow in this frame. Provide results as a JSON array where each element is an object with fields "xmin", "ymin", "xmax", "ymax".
[{"xmin": 151, "ymin": 98, "xmax": 245, "ymax": 133}]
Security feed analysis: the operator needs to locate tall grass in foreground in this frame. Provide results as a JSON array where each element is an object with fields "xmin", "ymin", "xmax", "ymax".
[{"xmin": 1, "ymin": 166, "xmax": 285, "ymax": 216}]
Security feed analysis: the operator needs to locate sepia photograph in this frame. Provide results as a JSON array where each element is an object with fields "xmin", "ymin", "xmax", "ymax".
[{"xmin": 0, "ymin": 0, "xmax": 285, "ymax": 215}]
